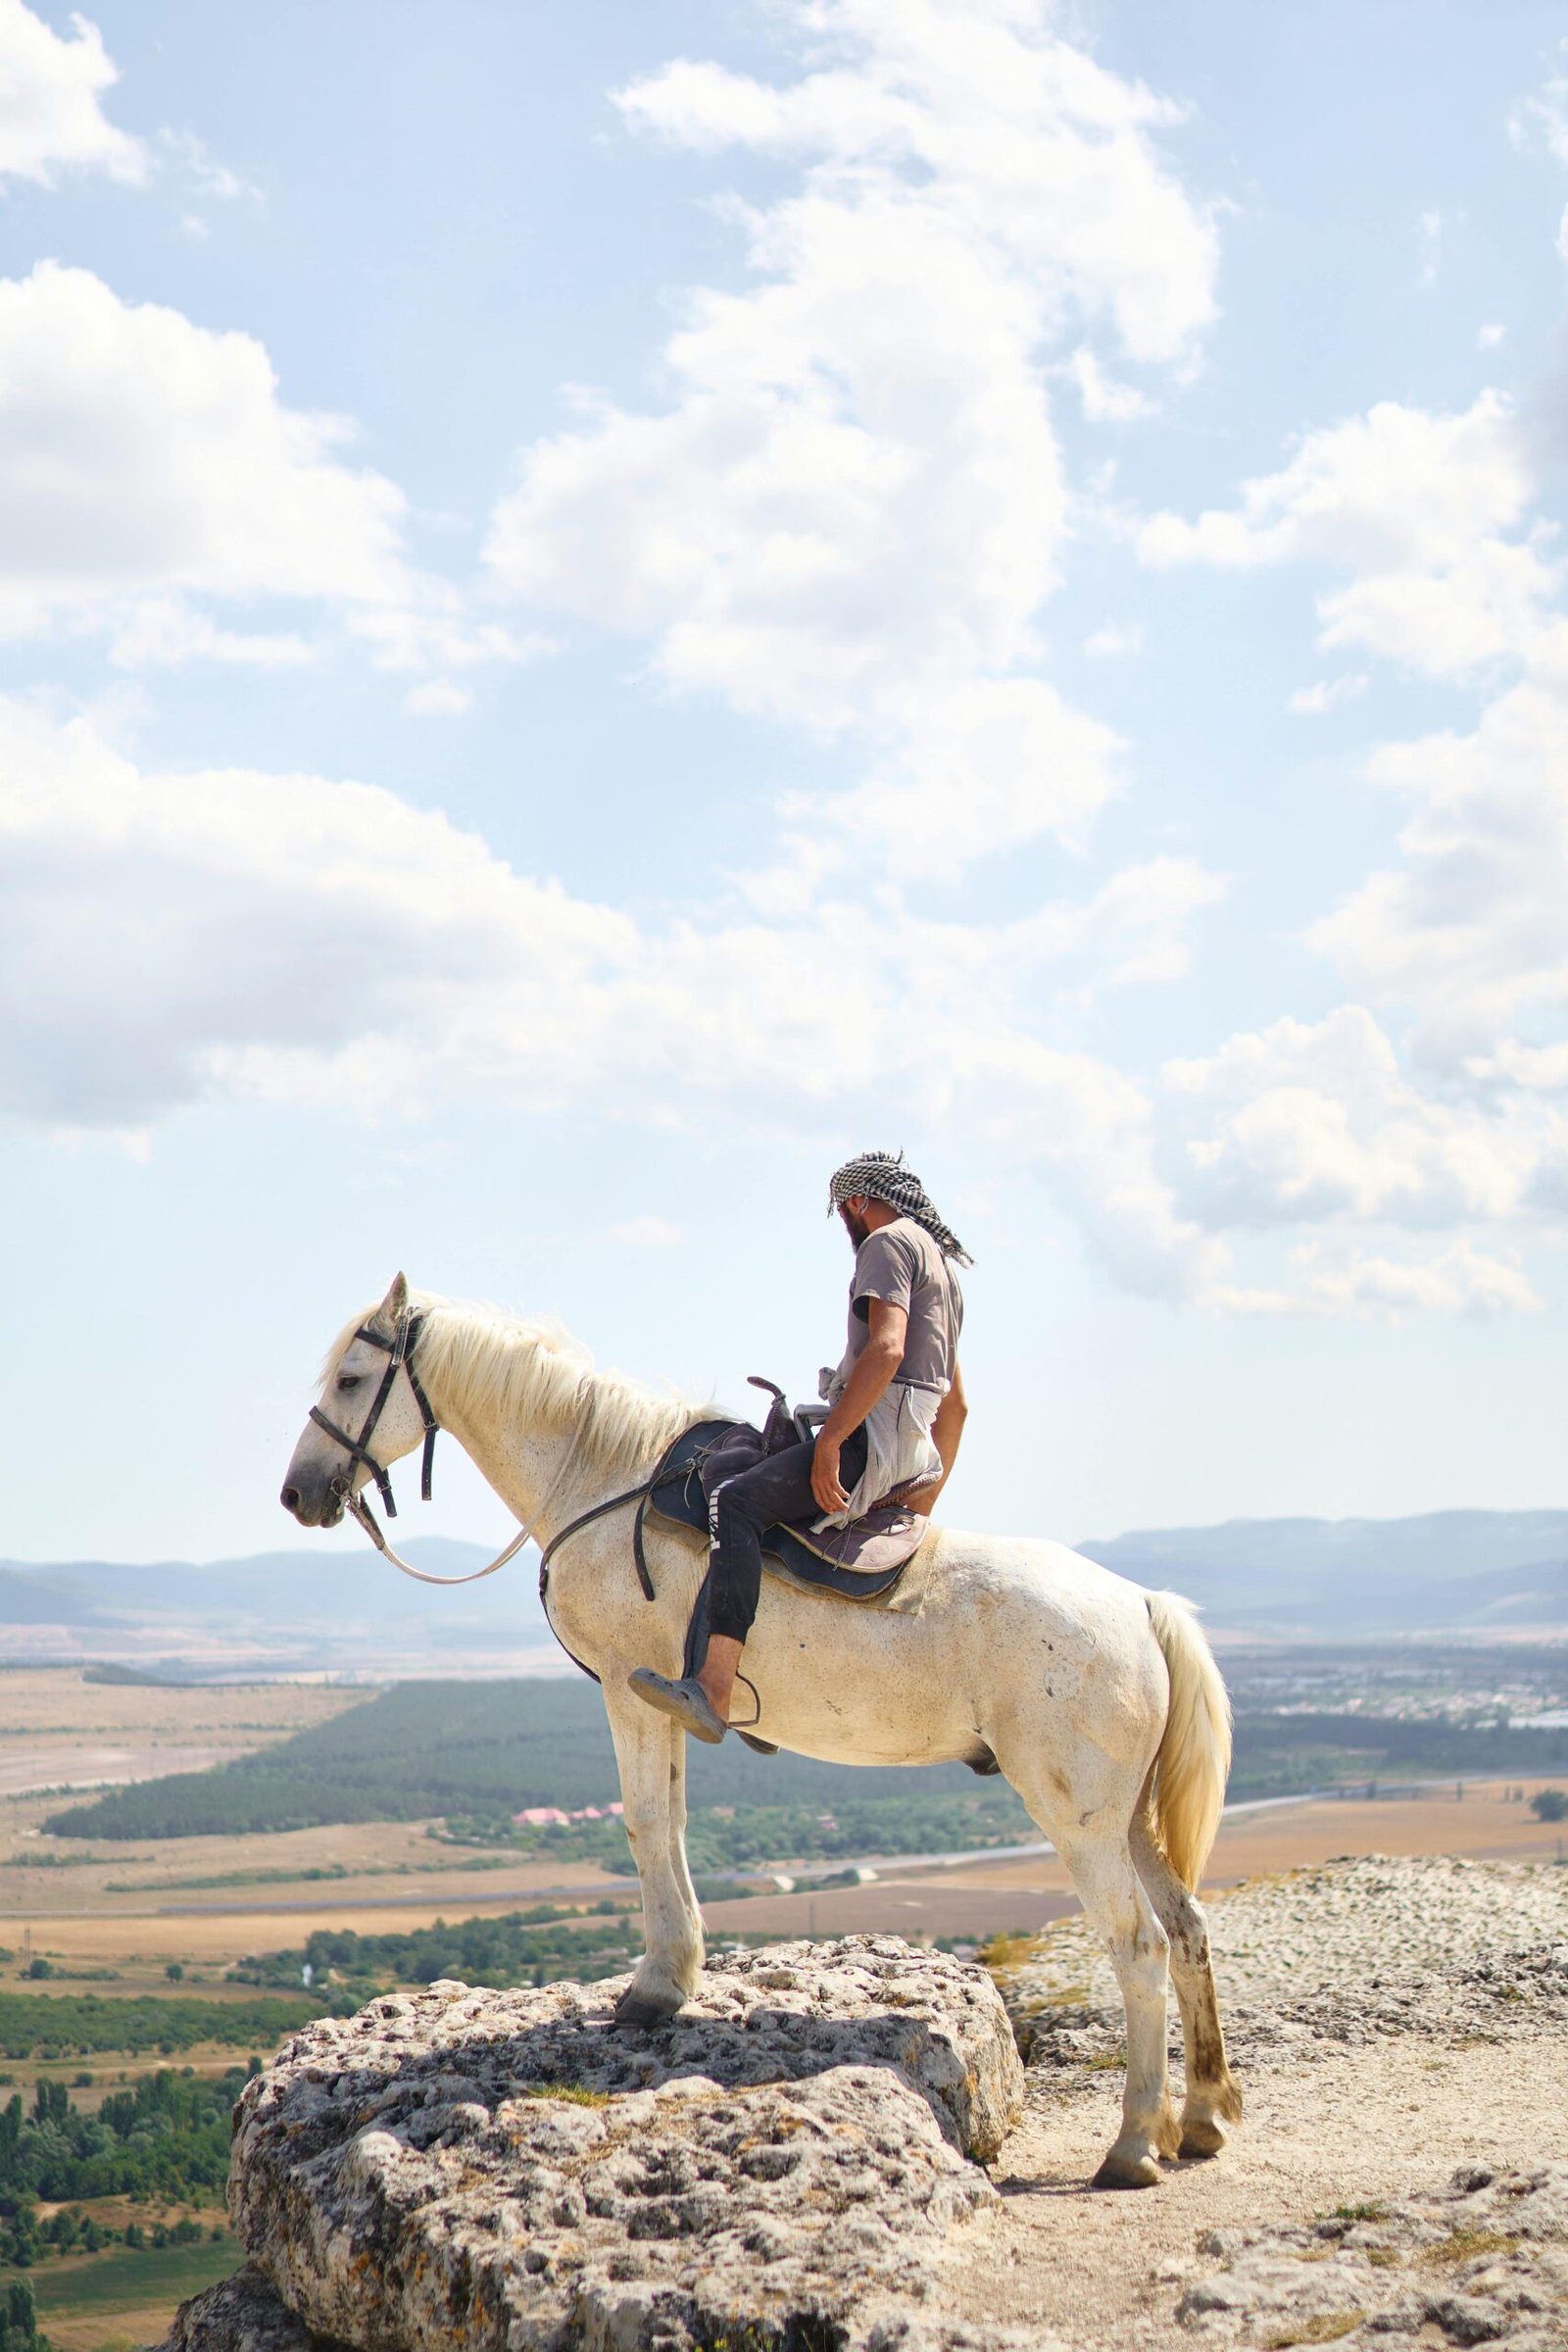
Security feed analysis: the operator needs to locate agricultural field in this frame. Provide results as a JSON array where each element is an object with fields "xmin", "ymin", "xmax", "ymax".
[
  {"xmin": 26, "ymin": 2234, "xmax": 242, "ymax": 2352},
  {"xmin": 42, "ymin": 1651, "xmax": 1568, "ymax": 1852},
  {"xmin": 0, "ymin": 1669, "xmax": 365, "ymax": 1805},
  {"xmin": 0, "ymin": 2060, "xmax": 264, "ymax": 2350},
  {"xmin": 0, "ymin": 1657, "xmax": 1565, "ymax": 2347}
]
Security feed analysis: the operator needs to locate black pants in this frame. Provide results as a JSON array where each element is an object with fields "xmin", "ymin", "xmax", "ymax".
[{"xmin": 706, "ymin": 1424, "xmax": 869, "ymax": 1644}]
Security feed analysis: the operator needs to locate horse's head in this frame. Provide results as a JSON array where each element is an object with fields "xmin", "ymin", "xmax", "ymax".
[{"xmin": 280, "ymin": 1272, "xmax": 431, "ymax": 1527}]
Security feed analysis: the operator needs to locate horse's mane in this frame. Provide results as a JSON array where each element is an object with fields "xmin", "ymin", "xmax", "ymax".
[{"xmin": 321, "ymin": 1293, "xmax": 704, "ymax": 1487}]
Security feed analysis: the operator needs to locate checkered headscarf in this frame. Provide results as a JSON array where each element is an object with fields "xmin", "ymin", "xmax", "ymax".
[{"xmin": 827, "ymin": 1149, "xmax": 972, "ymax": 1266}]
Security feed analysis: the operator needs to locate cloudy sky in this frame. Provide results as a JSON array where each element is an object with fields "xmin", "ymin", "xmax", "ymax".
[{"xmin": 4, "ymin": 0, "xmax": 1566, "ymax": 1566}]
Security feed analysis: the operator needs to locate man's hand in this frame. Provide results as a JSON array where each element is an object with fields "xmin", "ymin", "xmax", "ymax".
[
  {"xmin": 811, "ymin": 1433, "xmax": 850, "ymax": 1515},
  {"xmin": 811, "ymin": 1297, "xmax": 906, "ymax": 1514}
]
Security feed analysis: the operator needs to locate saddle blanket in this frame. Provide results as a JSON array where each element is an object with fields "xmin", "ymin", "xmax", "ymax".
[{"xmin": 645, "ymin": 1418, "xmax": 928, "ymax": 1602}]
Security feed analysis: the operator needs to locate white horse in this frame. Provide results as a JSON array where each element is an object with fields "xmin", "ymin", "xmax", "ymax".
[{"xmin": 281, "ymin": 1275, "xmax": 1241, "ymax": 2188}]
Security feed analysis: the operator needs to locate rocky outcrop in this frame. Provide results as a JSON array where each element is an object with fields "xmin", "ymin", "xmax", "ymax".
[
  {"xmin": 993, "ymin": 1854, "xmax": 1568, "ymax": 2059},
  {"xmin": 160, "ymin": 1936, "xmax": 1024, "ymax": 2352},
  {"xmin": 1177, "ymin": 2159, "xmax": 1568, "ymax": 2350}
]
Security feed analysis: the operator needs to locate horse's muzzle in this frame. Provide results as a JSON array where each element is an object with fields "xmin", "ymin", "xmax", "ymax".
[{"xmin": 279, "ymin": 1476, "xmax": 345, "ymax": 1529}]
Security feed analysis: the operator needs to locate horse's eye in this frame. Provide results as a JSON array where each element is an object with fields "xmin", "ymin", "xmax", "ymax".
[{"xmin": 337, "ymin": 1373, "xmax": 363, "ymax": 1393}]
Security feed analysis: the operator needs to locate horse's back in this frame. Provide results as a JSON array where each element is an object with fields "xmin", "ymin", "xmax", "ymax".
[{"xmin": 923, "ymin": 1520, "xmax": 1159, "ymax": 1635}]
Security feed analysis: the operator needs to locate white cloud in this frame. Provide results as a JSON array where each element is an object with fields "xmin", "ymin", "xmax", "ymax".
[
  {"xmin": 0, "ymin": 262, "xmax": 530, "ymax": 687},
  {"xmin": 1138, "ymin": 347, "xmax": 1568, "ymax": 1246},
  {"xmin": 156, "ymin": 126, "xmax": 260, "ymax": 207},
  {"xmin": 1471, "ymin": 1041, "xmax": 1568, "ymax": 1094},
  {"xmin": 0, "ymin": 697, "xmax": 635, "ymax": 1128},
  {"xmin": 1163, "ymin": 1005, "xmax": 1547, "ymax": 1231},
  {"xmin": 1140, "ymin": 391, "xmax": 1557, "ymax": 680},
  {"xmin": 1084, "ymin": 621, "xmax": 1143, "ymax": 658},
  {"xmin": 487, "ymin": 0, "xmax": 1216, "ymax": 874},
  {"xmin": 1479, "ymin": 322, "xmax": 1506, "ymax": 350},
  {"xmin": 1068, "ymin": 347, "xmax": 1154, "ymax": 422},
  {"xmin": 1310, "ymin": 641, "xmax": 1568, "ymax": 1073},
  {"xmin": 0, "ymin": 264, "xmax": 411, "ymax": 639},
  {"xmin": 608, "ymin": 1217, "xmax": 684, "ymax": 1249},
  {"xmin": 1289, "ymin": 672, "xmax": 1368, "ymax": 714},
  {"xmin": 404, "ymin": 679, "xmax": 473, "ymax": 716},
  {"xmin": 7, "ymin": 692, "xmax": 1544, "ymax": 1321},
  {"xmin": 1295, "ymin": 1241, "xmax": 1542, "ymax": 1321},
  {"xmin": 815, "ymin": 676, "xmax": 1125, "ymax": 880},
  {"xmin": 1416, "ymin": 207, "xmax": 1444, "ymax": 287},
  {"xmin": 1013, "ymin": 854, "xmax": 1227, "ymax": 988},
  {"xmin": 347, "ymin": 605, "xmax": 553, "ymax": 677},
  {"xmin": 107, "ymin": 599, "xmax": 314, "ymax": 670},
  {"xmin": 1510, "ymin": 67, "xmax": 1568, "ymax": 165},
  {"xmin": 0, "ymin": 697, "xmax": 1226, "ymax": 1305},
  {"xmin": 0, "ymin": 0, "xmax": 144, "ymax": 185},
  {"xmin": 1218, "ymin": 1241, "xmax": 1542, "ymax": 1322}
]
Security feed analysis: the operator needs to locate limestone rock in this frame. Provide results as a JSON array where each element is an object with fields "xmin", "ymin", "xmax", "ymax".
[
  {"xmin": 1174, "ymin": 2159, "xmax": 1568, "ymax": 2349},
  {"xmin": 168, "ymin": 1936, "xmax": 1022, "ymax": 2352},
  {"xmin": 156, "ymin": 2265, "xmax": 334, "ymax": 2352}
]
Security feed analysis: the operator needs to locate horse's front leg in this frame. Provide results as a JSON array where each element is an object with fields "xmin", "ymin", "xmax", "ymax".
[{"xmin": 603, "ymin": 1688, "xmax": 704, "ymax": 2027}]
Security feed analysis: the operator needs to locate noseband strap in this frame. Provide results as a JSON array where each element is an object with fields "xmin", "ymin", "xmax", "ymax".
[{"xmin": 309, "ymin": 1310, "xmax": 438, "ymax": 1528}]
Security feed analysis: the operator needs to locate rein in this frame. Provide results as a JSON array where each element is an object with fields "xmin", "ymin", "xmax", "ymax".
[{"xmin": 312, "ymin": 1308, "xmax": 681, "ymax": 1597}]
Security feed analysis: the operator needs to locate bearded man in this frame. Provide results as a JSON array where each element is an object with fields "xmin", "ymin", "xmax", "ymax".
[{"xmin": 628, "ymin": 1149, "xmax": 970, "ymax": 1743}]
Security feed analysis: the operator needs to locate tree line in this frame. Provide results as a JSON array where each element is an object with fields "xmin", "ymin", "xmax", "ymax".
[
  {"xmin": 0, "ymin": 1993, "xmax": 317, "ymax": 2063},
  {"xmin": 0, "ymin": 2069, "xmax": 254, "ymax": 2262},
  {"xmin": 228, "ymin": 1904, "xmax": 637, "ymax": 1994}
]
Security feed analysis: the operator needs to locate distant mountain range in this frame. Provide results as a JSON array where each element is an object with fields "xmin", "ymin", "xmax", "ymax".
[
  {"xmin": 0, "ymin": 1538, "xmax": 557, "ymax": 1674},
  {"xmin": 0, "ymin": 1508, "xmax": 1564, "ymax": 1668},
  {"xmin": 1079, "ymin": 1510, "xmax": 1568, "ymax": 1637}
]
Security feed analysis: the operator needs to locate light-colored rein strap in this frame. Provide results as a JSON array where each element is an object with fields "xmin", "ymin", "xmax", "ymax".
[
  {"xmin": 344, "ymin": 1394, "xmax": 596, "ymax": 1587},
  {"xmin": 347, "ymin": 1493, "xmax": 531, "ymax": 1584}
]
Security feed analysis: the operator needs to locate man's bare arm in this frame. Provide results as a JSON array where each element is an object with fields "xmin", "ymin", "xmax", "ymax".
[
  {"xmin": 811, "ymin": 1297, "xmax": 906, "ymax": 1513},
  {"xmin": 896, "ymin": 1358, "xmax": 966, "ymax": 1515}
]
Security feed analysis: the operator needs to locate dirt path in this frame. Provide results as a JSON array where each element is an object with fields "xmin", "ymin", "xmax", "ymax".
[
  {"xmin": 933, "ymin": 1857, "xmax": 1568, "ymax": 2348},
  {"xmin": 940, "ymin": 2026, "xmax": 1568, "ymax": 2345}
]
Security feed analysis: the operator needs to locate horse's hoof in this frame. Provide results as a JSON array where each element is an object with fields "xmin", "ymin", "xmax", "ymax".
[
  {"xmin": 1092, "ymin": 2150, "xmax": 1162, "ymax": 2189},
  {"xmin": 1179, "ymin": 2115, "xmax": 1228, "ymax": 2160},
  {"xmin": 612, "ymin": 1989, "xmax": 681, "ymax": 2030}
]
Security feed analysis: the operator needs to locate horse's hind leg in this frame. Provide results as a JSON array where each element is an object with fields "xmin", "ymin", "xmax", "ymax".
[
  {"xmin": 1030, "ymin": 1800, "xmax": 1181, "ymax": 2189},
  {"xmin": 1130, "ymin": 1801, "xmax": 1243, "ymax": 2157},
  {"xmin": 602, "ymin": 1688, "xmax": 704, "ymax": 2026}
]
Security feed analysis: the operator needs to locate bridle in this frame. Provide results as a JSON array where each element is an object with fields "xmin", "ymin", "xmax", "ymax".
[
  {"xmin": 310, "ymin": 1312, "xmax": 530, "ymax": 1587},
  {"xmin": 308, "ymin": 1308, "xmax": 667, "ymax": 1595},
  {"xmin": 312, "ymin": 1312, "xmax": 434, "ymax": 1529},
  {"xmin": 310, "ymin": 1306, "xmax": 761, "ymax": 1716}
]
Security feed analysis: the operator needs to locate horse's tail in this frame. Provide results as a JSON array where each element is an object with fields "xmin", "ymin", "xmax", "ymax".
[{"xmin": 1145, "ymin": 1590, "xmax": 1232, "ymax": 1892}]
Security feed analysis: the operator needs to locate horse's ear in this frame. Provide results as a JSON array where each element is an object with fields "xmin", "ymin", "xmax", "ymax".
[{"xmin": 370, "ymin": 1271, "xmax": 410, "ymax": 1333}]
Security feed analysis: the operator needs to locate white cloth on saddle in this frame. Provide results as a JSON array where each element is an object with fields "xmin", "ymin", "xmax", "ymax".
[{"xmin": 812, "ymin": 1370, "xmax": 944, "ymax": 1531}]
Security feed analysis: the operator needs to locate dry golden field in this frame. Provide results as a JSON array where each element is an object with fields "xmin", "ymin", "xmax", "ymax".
[
  {"xmin": 2, "ymin": 1667, "xmax": 1564, "ymax": 1967},
  {"xmin": 0, "ymin": 1668, "xmax": 364, "ymax": 1796},
  {"xmin": 0, "ymin": 1666, "xmax": 1563, "ymax": 2351},
  {"xmin": 698, "ymin": 1775, "xmax": 1568, "ymax": 1940}
]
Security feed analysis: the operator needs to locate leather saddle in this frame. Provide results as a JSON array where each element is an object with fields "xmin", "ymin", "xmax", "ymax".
[
  {"xmin": 638, "ymin": 1386, "xmax": 937, "ymax": 1765},
  {"xmin": 644, "ymin": 1398, "xmax": 926, "ymax": 1602}
]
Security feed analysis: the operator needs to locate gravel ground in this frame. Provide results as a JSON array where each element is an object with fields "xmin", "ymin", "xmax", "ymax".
[
  {"xmin": 932, "ymin": 1855, "xmax": 1568, "ymax": 2349},
  {"xmin": 994, "ymin": 1853, "xmax": 1568, "ymax": 2032},
  {"xmin": 1175, "ymin": 2158, "xmax": 1568, "ymax": 2350}
]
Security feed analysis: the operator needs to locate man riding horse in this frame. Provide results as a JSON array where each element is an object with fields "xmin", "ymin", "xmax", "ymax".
[{"xmin": 629, "ymin": 1149, "xmax": 971, "ymax": 1743}]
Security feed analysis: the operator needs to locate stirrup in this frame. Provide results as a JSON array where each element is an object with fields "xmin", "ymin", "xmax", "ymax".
[{"xmin": 627, "ymin": 1669, "xmax": 727, "ymax": 1744}]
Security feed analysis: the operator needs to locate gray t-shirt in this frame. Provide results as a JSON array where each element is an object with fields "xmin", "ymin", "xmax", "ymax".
[{"xmin": 834, "ymin": 1216, "xmax": 963, "ymax": 1394}]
